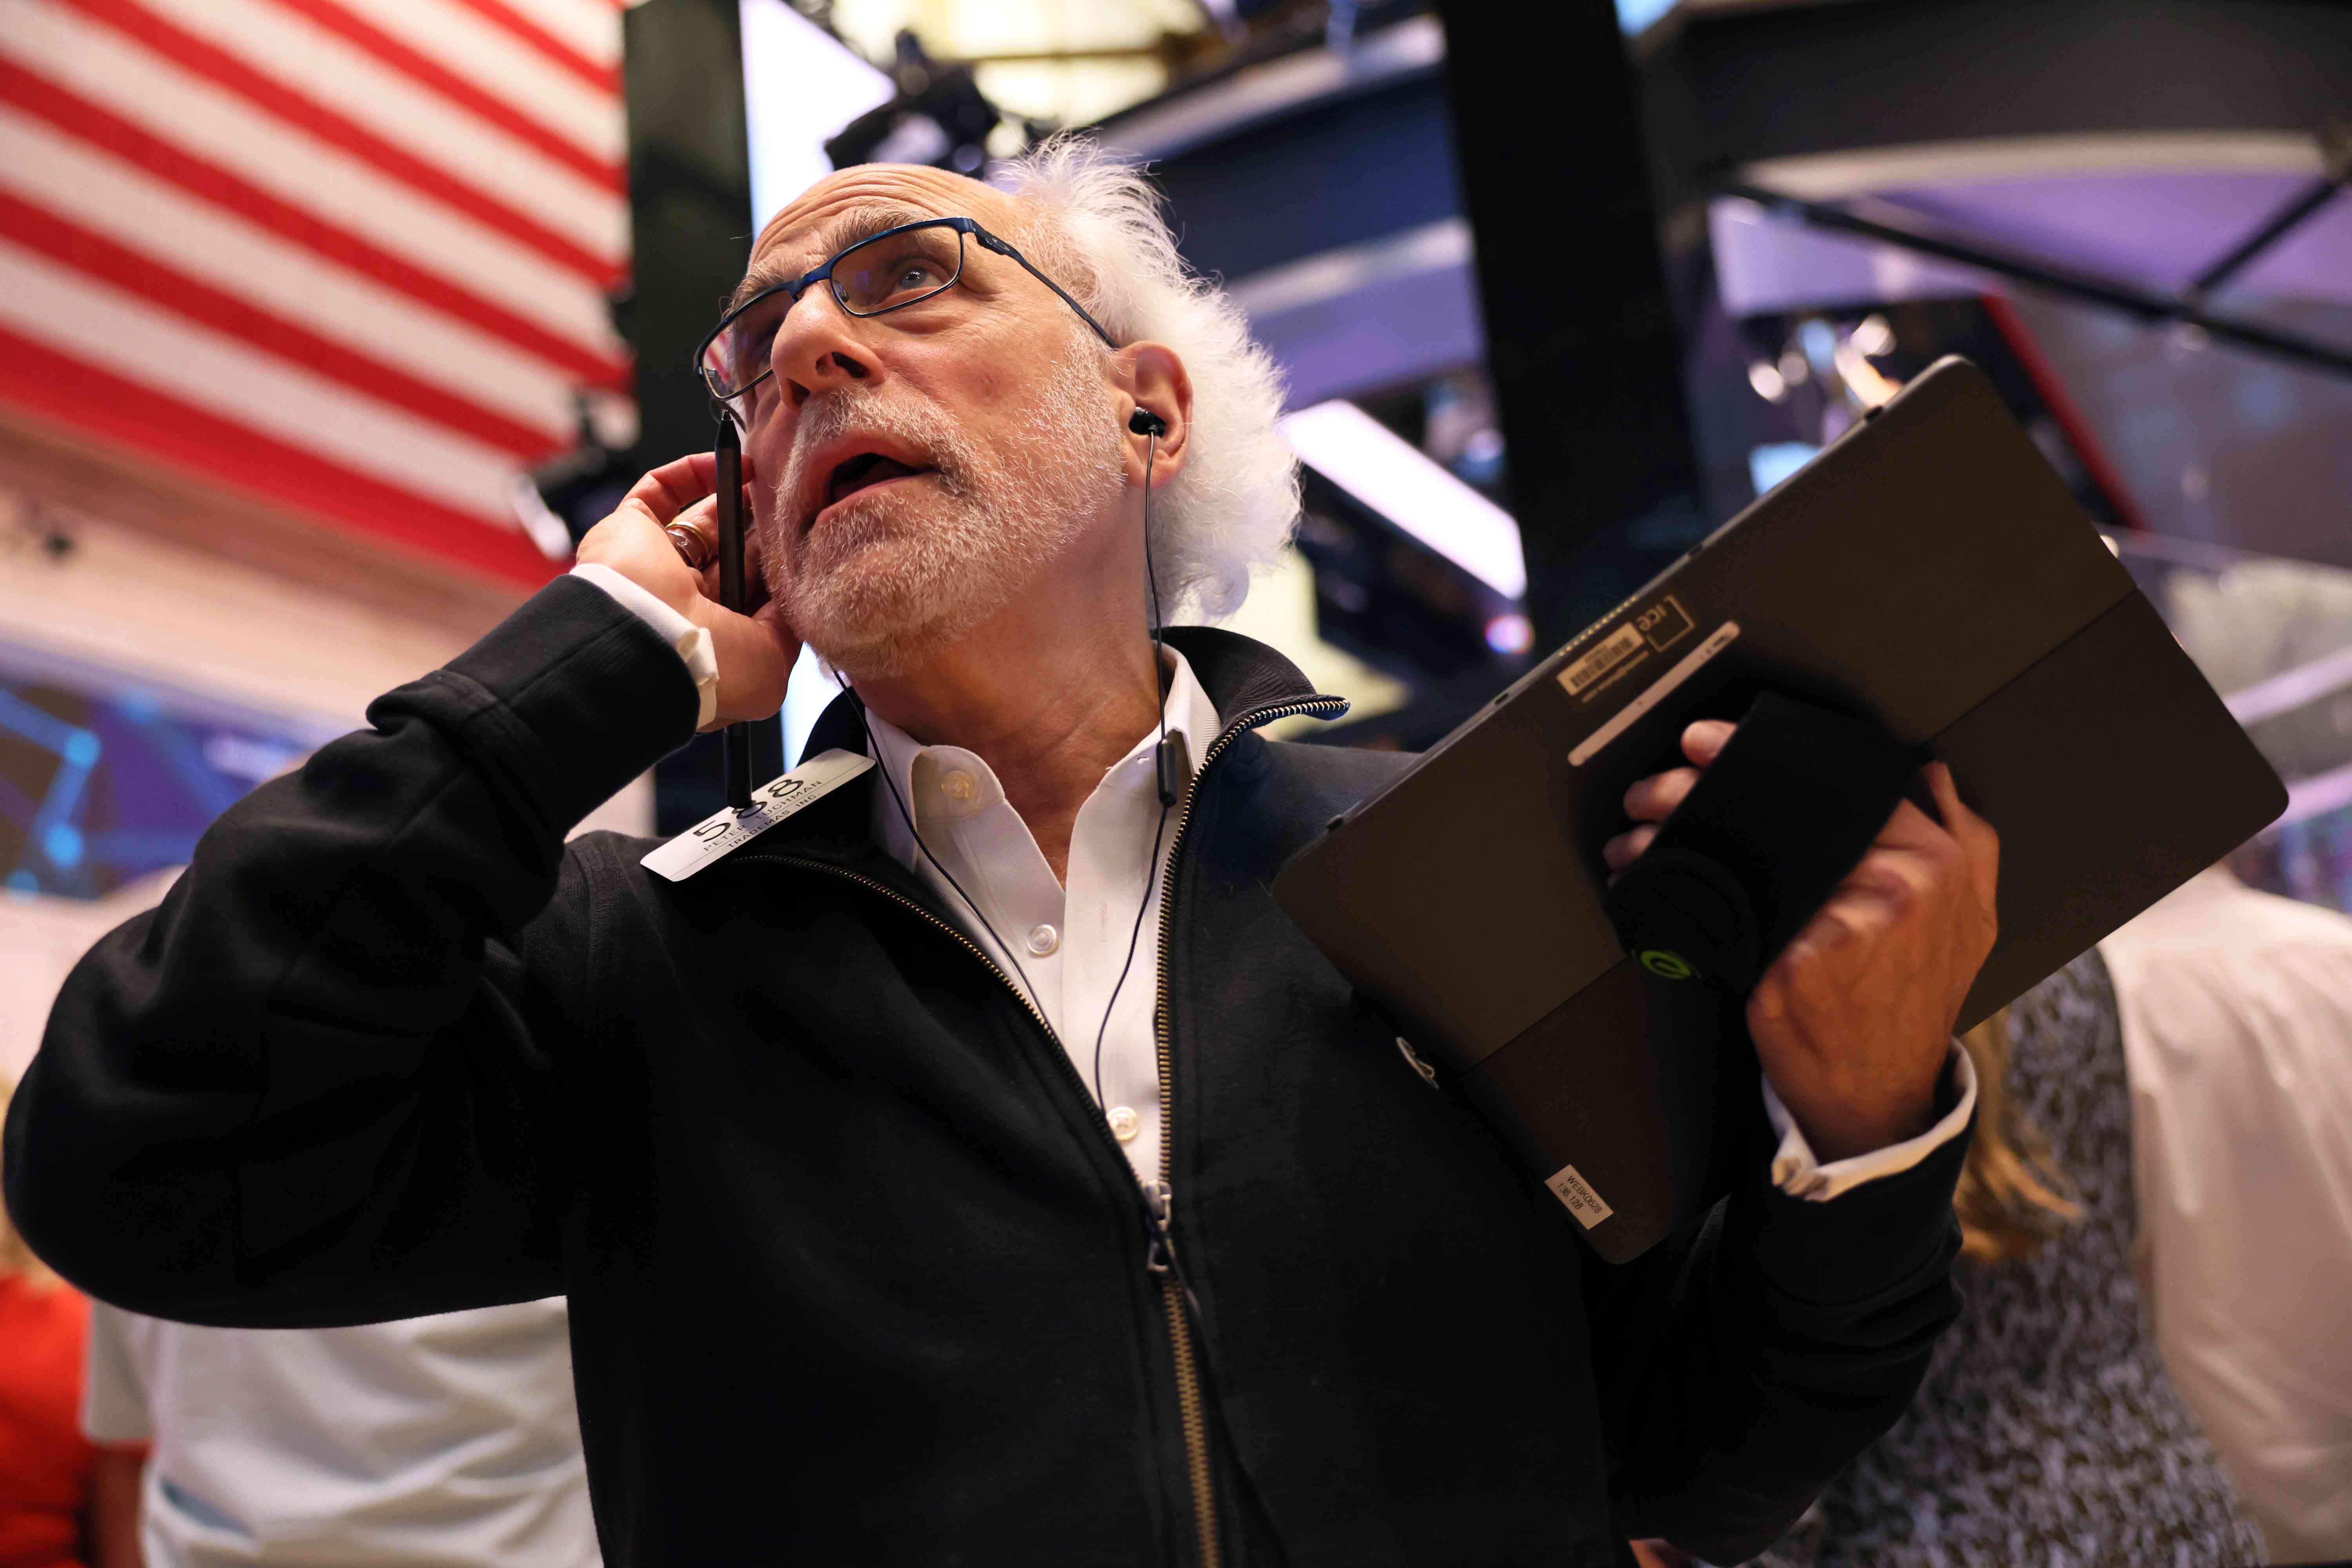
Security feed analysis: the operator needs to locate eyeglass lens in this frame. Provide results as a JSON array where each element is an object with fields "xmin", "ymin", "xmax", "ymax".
[
  {"xmin": 835, "ymin": 225, "xmax": 964, "ymax": 316},
  {"xmin": 704, "ymin": 225, "xmax": 967, "ymax": 399}
]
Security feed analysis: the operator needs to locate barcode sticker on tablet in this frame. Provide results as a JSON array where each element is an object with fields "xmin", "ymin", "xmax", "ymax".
[{"xmin": 1559, "ymin": 623, "xmax": 1646, "ymax": 697}]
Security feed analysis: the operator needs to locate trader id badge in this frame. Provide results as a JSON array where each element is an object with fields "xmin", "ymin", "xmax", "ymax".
[{"xmin": 641, "ymin": 748, "xmax": 874, "ymax": 882}]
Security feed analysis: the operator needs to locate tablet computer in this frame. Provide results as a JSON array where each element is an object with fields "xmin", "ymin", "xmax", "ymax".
[{"xmin": 1270, "ymin": 357, "xmax": 2285, "ymax": 1262}]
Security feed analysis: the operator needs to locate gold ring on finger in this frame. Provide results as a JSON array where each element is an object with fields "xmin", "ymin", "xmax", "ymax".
[{"xmin": 663, "ymin": 523, "xmax": 715, "ymax": 572}]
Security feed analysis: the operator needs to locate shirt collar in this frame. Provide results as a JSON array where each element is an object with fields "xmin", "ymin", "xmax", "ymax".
[
  {"xmin": 863, "ymin": 646, "xmax": 1218, "ymax": 864},
  {"xmin": 799, "ymin": 625, "xmax": 1345, "ymax": 769}
]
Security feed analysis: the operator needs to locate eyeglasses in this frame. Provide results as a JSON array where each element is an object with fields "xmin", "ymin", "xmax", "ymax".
[{"xmin": 694, "ymin": 216, "xmax": 1117, "ymax": 407}]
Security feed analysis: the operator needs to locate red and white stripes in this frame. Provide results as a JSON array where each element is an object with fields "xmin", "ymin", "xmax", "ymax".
[{"xmin": 0, "ymin": 0, "xmax": 631, "ymax": 584}]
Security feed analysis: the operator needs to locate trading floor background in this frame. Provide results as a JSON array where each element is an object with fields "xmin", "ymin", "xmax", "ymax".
[{"xmin": 0, "ymin": 0, "xmax": 2346, "ymax": 1563}]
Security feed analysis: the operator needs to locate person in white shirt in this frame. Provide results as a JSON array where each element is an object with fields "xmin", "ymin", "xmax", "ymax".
[
  {"xmin": 2099, "ymin": 866, "xmax": 2352, "ymax": 1563},
  {"xmin": 81, "ymin": 1300, "xmax": 599, "ymax": 1568}
]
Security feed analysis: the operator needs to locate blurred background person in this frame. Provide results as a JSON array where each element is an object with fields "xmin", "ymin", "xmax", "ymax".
[
  {"xmin": 1740, "ymin": 953, "xmax": 2263, "ymax": 1568},
  {"xmin": 2101, "ymin": 865, "xmax": 2352, "ymax": 1563},
  {"xmin": 77, "ymin": 1296, "xmax": 601, "ymax": 1568},
  {"xmin": 0, "ymin": 1076, "xmax": 139, "ymax": 1568}
]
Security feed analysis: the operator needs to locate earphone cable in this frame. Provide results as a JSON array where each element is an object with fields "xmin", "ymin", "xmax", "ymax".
[
  {"xmin": 1145, "ymin": 432, "xmax": 1169, "ymax": 750},
  {"xmin": 844, "ymin": 684, "xmax": 1046, "ymax": 1015},
  {"xmin": 835, "ymin": 427, "xmax": 1172, "ymax": 1123},
  {"xmin": 1093, "ymin": 429, "xmax": 1171, "ymax": 1110}
]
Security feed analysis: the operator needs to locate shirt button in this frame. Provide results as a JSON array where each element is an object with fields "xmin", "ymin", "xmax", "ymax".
[
  {"xmin": 1107, "ymin": 1105, "xmax": 1140, "ymax": 1142},
  {"xmin": 1026, "ymin": 923, "xmax": 1060, "ymax": 956},
  {"xmin": 940, "ymin": 770, "xmax": 977, "ymax": 804}
]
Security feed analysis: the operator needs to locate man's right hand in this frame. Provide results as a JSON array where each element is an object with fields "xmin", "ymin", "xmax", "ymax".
[{"xmin": 575, "ymin": 452, "xmax": 801, "ymax": 726}]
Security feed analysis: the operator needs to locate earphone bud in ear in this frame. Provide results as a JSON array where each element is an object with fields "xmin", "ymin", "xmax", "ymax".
[{"xmin": 1128, "ymin": 407, "xmax": 1167, "ymax": 438}]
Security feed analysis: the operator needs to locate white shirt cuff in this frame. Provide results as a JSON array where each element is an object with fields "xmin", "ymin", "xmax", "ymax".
[
  {"xmin": 571, "ymin": 562, "xmax": 719, "ymax": 730},
  {"xmin": 1762, "ymin": 1042, "xmax": 1976, "ymax": 1202}
]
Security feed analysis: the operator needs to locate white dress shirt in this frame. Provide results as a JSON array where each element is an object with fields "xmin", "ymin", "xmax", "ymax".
[
  {"xmin": 2100, "ymin": 868, "xmax": 2352, "ymax": 1563},
  {"xmin": 858, "ymin": 652, "xmax": 1214, "ymax": 1179},
  {"xmin": 83, "ymin": 1299, "xmax": 599, "ymax": 1568},
  {"xmin": 579, "ymin": 564, "xmax": 1971, "ymax": 1196}
]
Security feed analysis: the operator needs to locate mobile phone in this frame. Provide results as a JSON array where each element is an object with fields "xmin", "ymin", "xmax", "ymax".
[{"xmin": 714, "ymin": 415, "xmax": 752, "ymax": 809}]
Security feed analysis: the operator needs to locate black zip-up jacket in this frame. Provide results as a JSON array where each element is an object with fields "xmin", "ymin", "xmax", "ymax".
[{"xmin": 6, "ymin": 578, "xmax": 1969, "ymax": 1567}]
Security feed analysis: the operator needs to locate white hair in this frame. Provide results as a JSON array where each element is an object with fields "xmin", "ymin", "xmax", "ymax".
[{"xmin": 991, "ymin": 135, "xmax": 1299, "ymax": 621}]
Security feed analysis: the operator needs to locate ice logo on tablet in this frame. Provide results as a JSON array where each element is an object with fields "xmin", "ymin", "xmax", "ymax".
[{"xmin": 1639, "ymin": 948, "xmax": 1698, "ymax": 981}]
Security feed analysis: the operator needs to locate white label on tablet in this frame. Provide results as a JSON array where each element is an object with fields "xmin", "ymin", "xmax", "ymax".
[
  {"xmin": 1558, "ymin": 622, "xmax": 1646, "ymax": 697},
  {"xmin": 1568, "ymin": 621, "xmax": 1741, "ymax": 767},
  {"xmin": 1545, "ymin": 1163, "xmax": 1615, "ymax": 1229},
  {"xmin": 640, "ymin": 749, "xmax": 873, "ymax": 882}
]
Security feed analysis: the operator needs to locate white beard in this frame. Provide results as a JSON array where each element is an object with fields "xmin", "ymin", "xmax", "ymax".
[{"xmin": 761, "ymin": 350, "xmax": 1126, "ymax": 680}]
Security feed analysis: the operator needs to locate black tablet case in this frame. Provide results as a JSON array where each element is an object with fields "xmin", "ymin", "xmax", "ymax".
[{"xmin": 1270, "ymin": 358, "xmax": 2286, "ymax": 1262}]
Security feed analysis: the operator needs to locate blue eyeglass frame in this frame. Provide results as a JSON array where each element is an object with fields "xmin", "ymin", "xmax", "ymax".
[{"xmin": 693, "ymin": 215, "xmax": 1118, "ymax": 404}]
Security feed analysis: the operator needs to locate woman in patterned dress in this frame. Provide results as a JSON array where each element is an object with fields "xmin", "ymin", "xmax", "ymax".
[{"xmin": 1740, "ymin": 951, "xmax": 2265, "ymax": 1568}]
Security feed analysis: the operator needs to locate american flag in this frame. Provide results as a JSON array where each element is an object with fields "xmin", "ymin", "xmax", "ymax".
[{"xmin": 0, "ymin": 0, "xmax": 630, "ymax": 586}]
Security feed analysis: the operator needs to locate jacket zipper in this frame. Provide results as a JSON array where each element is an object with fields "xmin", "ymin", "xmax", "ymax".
[
  {"xmin": 771, "ymin": 689, "xmax": 1345, "ymax": 1568},
  {"xmin": 765, "ymin": 851, "xmax": 1207, "ymax": 1556},
  {"xmin": 1147, "ymin": 694, "xmax": 1348, "ymax": 1568}
]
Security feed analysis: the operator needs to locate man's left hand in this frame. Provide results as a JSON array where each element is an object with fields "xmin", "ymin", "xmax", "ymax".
[{"xmin": 1602, "ymin": 720, "xmax": 2000, "ymax": 1161}]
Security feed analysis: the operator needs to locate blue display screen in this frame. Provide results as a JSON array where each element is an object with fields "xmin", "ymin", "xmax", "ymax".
[{"xmin": 0, "ymin": 653, "xmax": 339, "ymax": 900}]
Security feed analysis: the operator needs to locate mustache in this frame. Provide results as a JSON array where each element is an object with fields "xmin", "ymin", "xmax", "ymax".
[{"xmin": 774, "ymin": 390, "xmax": 978, "ymax": 526}]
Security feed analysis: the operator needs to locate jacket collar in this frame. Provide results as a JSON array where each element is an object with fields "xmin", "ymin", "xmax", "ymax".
[
  {"xmin": 1159, "ymin": 624, "xmax": 1336, "ymax": 726},
  {"xmin": 743, "ymin": 627, "xmax": 1343, "ymax": 871}
]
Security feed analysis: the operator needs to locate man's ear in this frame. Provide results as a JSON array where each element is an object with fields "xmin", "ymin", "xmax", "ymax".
[{"xmin": 1114, "ymin": 342, "xmax": 1194, "ymax": 488}]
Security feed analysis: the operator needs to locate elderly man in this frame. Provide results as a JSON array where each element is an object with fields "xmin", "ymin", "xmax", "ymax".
[{"xmin": 7, "ymin": 142, "xmax": 1994, "ymax": 1567}]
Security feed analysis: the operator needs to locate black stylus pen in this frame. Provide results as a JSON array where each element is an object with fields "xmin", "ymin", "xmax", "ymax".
[{"xmin": 713, "ymin": 415, "xmax": 753, "ymax": 811}]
